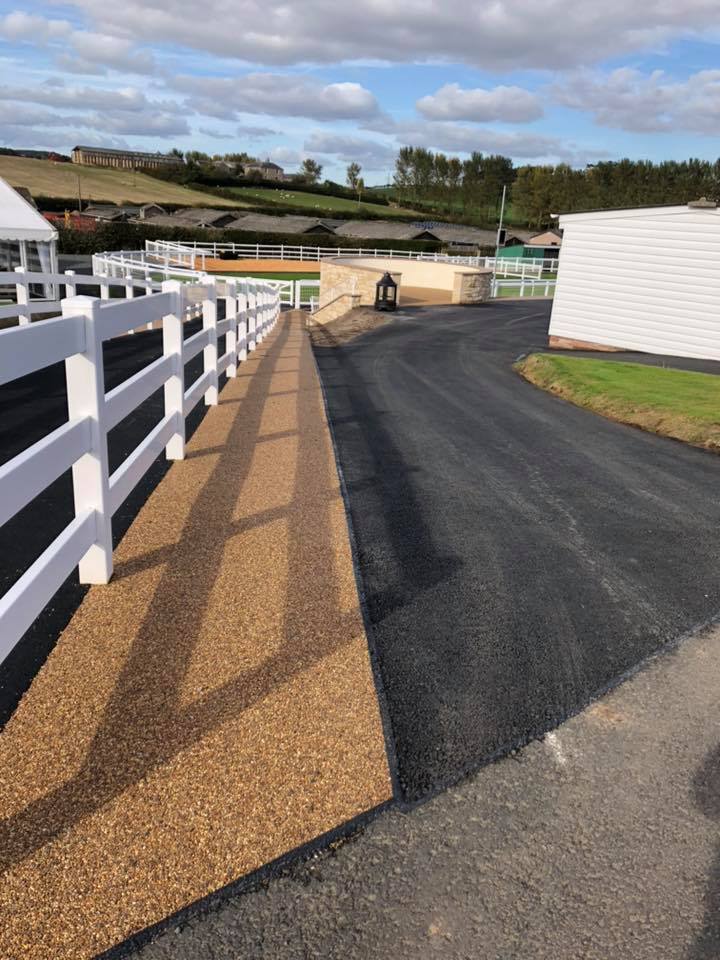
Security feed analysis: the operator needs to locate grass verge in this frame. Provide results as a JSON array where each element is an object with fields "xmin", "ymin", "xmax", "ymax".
[
  {"xmin": 224, "ymin": 186, "xmax": 421, "ymax": 218},
  {"xmin": 516, "ymin": 353, "xmax": 720, "ymax": 452}
]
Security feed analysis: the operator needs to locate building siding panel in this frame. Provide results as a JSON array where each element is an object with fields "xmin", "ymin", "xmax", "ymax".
[{"xmin": 548, "ymin": 208, "xmax": 720, "ymax": 361}]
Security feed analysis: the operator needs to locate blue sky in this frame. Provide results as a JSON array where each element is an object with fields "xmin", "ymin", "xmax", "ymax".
[{"xmin": 2, "ymin": 1, "xmax": 720, "ymax": 183}]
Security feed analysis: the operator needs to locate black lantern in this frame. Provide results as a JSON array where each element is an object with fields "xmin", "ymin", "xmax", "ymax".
[{"xmin": 374, "ymin": 272, "xmax": 398, "ymax": 312}]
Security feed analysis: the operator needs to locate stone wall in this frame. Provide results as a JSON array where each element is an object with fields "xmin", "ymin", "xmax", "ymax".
[
  {"xmin": 453, "ymin": 270, "xmax": 492, "ymax": 304},
  {"xmin": 320, "ymin": 261, "xmax": 402, "ymax": 307},
  {"xmin": 311, "ymin": 292, "xmax": 362, "ymax": 325}
]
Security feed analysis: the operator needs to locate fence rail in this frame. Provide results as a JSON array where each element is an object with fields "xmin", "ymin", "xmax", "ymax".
[
  {"xmin": 0, "ymin": 275, "xmax": 281, "ymax": 665},
  {"xmin": 138, "ymin": 240, "xmax": 559, "ymax": 276}
]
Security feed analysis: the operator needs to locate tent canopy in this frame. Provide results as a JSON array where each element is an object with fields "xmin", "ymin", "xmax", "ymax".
[{"xmin": 0, "ymin": 176, "xmax": 57, "ymax": 242}]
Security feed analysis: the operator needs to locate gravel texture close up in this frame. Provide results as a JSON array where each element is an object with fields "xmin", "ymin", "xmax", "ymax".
[{"xmin": 0, "ymin": 313, "xmax": 391, "ymax": 959}]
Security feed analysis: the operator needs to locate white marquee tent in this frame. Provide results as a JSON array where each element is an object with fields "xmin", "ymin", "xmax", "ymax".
[{"xmin": 0, "ymin": 176, "xmax": 58, "ymax": 289}]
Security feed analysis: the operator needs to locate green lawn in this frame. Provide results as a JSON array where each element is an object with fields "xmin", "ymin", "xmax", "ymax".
[
  {"xmin": 516, "ymin": 354, "xmax": 720, "ymax": 452},
  {"xmin": 225, "ymin": 186, "xmax": 420, "ymax": 218},
  {"xmin": 206, "ymin": 270, "xmax": 319, "ymax": 281}
]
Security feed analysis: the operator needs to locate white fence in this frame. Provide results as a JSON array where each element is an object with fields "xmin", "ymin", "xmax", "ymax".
[
  {"xmin": 139, "ymin": 239, "xmax": 559, "ymax": 276},
  {"xmin": 492, "ymin": 277, "xmax": 557, "ymax": 298},
  {"xmin": 0, "ymin": 275, "xmax": 280, "ymax": 665},
  {"xmin": 0, "ymin": 267, "xmax": 163, "ymax": 326},
  {"xmin": 92, "ymin": 249, "xmax": 320, "ymax": 309}
]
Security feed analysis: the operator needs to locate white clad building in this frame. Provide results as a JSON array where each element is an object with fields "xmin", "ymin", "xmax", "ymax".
[{"xmin": 548, "ymin": 200, "xmax": 720, "ymax": 361}]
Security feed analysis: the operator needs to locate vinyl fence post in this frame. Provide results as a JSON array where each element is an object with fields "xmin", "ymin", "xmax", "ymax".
[
  {"xmin": 247, "ymin": 282, "xmax": 257, "ymax": 352},
  {"xmin": 203, "ymin": 277, "xmax": 219, "ymax": 405},
  {"xmin": 237, "ymin": 281, "xmax": 248, "ymax": 363},
  {"xmin": 14, "ymin": 267, "xmax": 30, "ymax": 325},
  {"xmin": 64, "ymin": 269, "xmax": 77, "ymax": 298},
  {"xmin": 62, "ymin": 295, "xmax": 113, "ymax": 584},
  {"xmin": 225, "ymin": 279, "xmax": 238, "ymax": 378},
  {"xmin": 161, "ymin": 280, "xmax": 186, "ymax": 460},
  {"xmin": 124, "ymin": 271, "xmax": 136, "ymax": 334},
  {"xmin": 255, "ymin": 287, "xmax": 265, "ymax": 344}
]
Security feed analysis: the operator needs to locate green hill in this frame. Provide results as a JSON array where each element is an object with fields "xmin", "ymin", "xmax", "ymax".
[
  {"xmin": 225, "ymin": 185, "xmax": 421, "ymax": 218},
  {"xmin": 0, "ymin": 156, "xmax": 245, "ymax": 208}
]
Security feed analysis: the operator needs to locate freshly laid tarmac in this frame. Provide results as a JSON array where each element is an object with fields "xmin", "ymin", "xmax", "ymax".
[
  {"xmin": 0, "ymin": 313, "xmax": 391, "ymax": 958},
  {"xmin": 313, "ymin": 301, "xmax": 720, "ymax": 803}
]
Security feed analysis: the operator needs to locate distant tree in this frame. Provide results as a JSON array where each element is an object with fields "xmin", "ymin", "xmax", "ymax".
[
  {"xmin": 224, "ymin": 152, "xmax": 254, "ymax": 163},
  {"xmin": 346, "ymin": 161, "xmax": 362, "ymax": 191},
  {"xmin": 300, "ymin": 158, "xmax": 323, "ymax": 183},
  {"xmin": 168, "ymin": 147, "xmax": 184, "ymax": 160},
  {"xmin": 185, "ymin": 150, "xmax": 211, "ymax": 164}
]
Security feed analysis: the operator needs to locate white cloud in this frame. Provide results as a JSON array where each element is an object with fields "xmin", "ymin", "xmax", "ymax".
[
  {"xmin": 56, "ymin": 0, "xmax": 720, "ymax": 69},
  {"xmin": 68, "ymin": 31, "xmax": 156, "ymax": 74},
  {"xmin": 0, "ymin": 81, "xmax": 170, "ymax": 113},
  {"xmin": 554, "ymin": 68, "xmax": 720, "ymax": 134},
  {"xmin": 0, "ymin": 12, "xmax": 71, "ymax": 42},
  {"xmin": 268, "ymin": 145, "xmax": 303, "ymax": 166},
  {"xmin": 173, "ymin": 73, "xmax": 381, "ymax": 121},
  {"xmin": 303, "ymin": 133, "xmax": 397, "ymax": 168},
  {"xmin": 417, "ymin": 83, "xmax": 542, "ymax": 123},
  {"xmin": 388, "ymin": 119, "xmax": 606, "ymax": 164},
  {"xmin": 236, "ymin": 124, "xmax": 279, "ymax": 137},
  {"xmin": 0, "ymin": 82, "xmax": 190, "ymax": 140}
]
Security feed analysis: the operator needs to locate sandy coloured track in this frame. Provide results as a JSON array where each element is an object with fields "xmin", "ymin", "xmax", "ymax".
[
  {"xmin": 0, "ymin": 313, "xmax": 390, "ymax": 958},
  {"xmin": 198, "ymin": 258, "xmax": 321, "ymax": 274}
]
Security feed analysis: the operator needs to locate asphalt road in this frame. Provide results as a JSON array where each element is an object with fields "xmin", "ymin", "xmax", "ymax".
[{"xmin": 313, "ymin": 301, "xmax": 720, "ymax": 803}]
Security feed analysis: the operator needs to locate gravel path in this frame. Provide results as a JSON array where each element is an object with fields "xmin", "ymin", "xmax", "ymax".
[{"xmin": 0, "ymin": 313, "xmax": 391, "ymax": 958}]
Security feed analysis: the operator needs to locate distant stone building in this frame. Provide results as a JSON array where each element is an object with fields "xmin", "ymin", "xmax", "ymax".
[
  {"xmin": 71, "ymin": 146, "xmax": 183, "ymax": 170},
  {"xmin": 241, "ymin": 160, "xmax": 285, "ymax": 181}
]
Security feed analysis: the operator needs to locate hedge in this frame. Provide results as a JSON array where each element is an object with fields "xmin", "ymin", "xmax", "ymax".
[{"xmin": 56, "ymin": 222, "xmax": 443, "ymax": 256}]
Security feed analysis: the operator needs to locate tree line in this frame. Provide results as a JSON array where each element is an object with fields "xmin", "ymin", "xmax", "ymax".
[{"xmin": 391, "ymin": 147, "xmax": 720, "ymax": 228}]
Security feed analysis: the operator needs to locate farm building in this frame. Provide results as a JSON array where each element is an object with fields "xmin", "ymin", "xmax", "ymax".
[
  {"xmin": 242, "ymin": 160, "xmax": 285, "ymax": 181},
  {"xmin": 548, "ymin": 199, "xmax": 720, "ymax": 361},
  {"xmin": 334, "ymin": 221, "xmax": 439, "ymax": 242},
  {"xmin": 71, "ymin": 145, "xmax": 182, "ymax": 170},
  {"xmin": 227, "ymin": 214, "xmax": 341, "ymax": 235}
]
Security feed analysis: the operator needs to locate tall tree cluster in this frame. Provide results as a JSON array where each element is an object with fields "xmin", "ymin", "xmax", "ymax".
[
  {"xmin": 393, "ymin": 146, "xmax": 512, "ymax": 219},
  {"xmin": 392, "ymin": 148, "xmax": 720, "ymax": 228}
]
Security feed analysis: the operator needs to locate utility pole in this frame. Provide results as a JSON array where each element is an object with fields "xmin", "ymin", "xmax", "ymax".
[
  {"xmin": 494, "ymin": 184, "xmax": 507, "ymax": 261},
  {"xmin": 491, "ymin": 184, "xmax": 508, "ymax": 295},
  {"xmin": 77, "ymin": 174, "xmax": 82, "ymax": 213}
]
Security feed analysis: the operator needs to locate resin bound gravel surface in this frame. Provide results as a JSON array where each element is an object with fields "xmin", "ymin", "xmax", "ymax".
[
  {"xmin": 0, "ymin": 313, "xmax": 391, "ymax": 958},
  {"xmin": 313, "ymin": 301, "xmax": 720, "ymax": 803}
]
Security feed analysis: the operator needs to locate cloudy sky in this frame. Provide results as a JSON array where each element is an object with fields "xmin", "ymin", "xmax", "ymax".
[{"xmin": 2, "ymin": 1, "xmax": 720, "ymax": 182}]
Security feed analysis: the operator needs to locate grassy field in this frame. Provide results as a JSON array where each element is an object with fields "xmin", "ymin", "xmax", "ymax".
[
  {"xmin": 225, "ymin": 186, "xmax": 420, "ymax": 218},
  {"xmin": 0, "ymin": 156, "xmax": 245, "ymax": 207},
  {"xmin": 207, "ymin": 269, "xmax": 319, "ymax": 280},
  {"xmin": 516, "ymin": 353, "xmax": 720, "ymax": 452}
]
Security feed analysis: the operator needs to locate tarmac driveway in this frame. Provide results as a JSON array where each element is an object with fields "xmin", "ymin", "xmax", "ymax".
[{"xmin": 314, "ymin": 300, "xmax": 720, "ymax": 803}]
